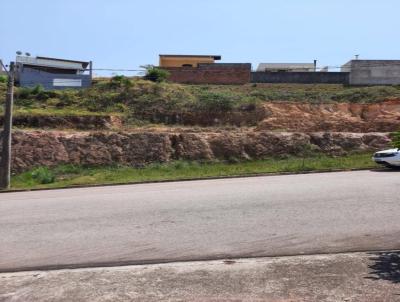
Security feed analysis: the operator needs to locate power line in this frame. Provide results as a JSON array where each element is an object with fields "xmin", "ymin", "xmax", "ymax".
[
  {"xmin": 91, "ymin": 68, "xmax": 144, "ymax": 72},
  {"xmin": 5, "ymin": 62, "xmax": 400, "ymax": 87},
  {"xmin": 10, "ymin": 63, "xmax": 400, "ymax": 73}
]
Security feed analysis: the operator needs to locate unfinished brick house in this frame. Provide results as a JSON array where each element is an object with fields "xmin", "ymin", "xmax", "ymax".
[{"xmin": 159, "ymin": 55, "xmax": 251, "ymax": 85}]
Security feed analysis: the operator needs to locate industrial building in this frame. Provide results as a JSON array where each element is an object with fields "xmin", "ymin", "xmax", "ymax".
[
  {"xmin": 341, "ymin": 60, "xmax": 400, "ymax": 85},
  {"xmin": 15, "ymin": 55, "xmax": 92, "ymax": 90}
]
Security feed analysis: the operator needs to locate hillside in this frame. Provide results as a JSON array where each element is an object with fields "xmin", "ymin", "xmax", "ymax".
[
  {"xmin": 1, "ymin": 78, "xmax": 399, "ymax": 185},
  {"xmin": 1, "ymin": 78, "xmax": 400, "ymax": 132}
]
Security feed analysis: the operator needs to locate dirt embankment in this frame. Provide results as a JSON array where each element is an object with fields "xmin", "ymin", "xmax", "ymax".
[
  {"xmin": 2, "ymin": 130, "xmax": 390, "ymax": 173},
  {"xmin": 7, "ymin": 99, "xmax": 400, "ymax": 132},
  {"xmin": 257, "ymin": 98, "xmax": 400, "ymax": 132},
  {"xmin": 141, "ymin": 99, "xmax": 400, "ymax": 132}
]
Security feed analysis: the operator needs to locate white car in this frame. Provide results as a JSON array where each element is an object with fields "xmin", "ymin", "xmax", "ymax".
[{"xmin": 373, "ymin": 148, "xmax": 400, "ymax": 168}]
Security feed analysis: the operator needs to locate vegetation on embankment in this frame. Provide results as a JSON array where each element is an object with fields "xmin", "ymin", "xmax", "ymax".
[
  {"xmin": 1, "ymin": 78, "xmax": 400, "ymax": 122},
  {"xmin": 391, "ymin": 131, "xmax": 400, "ymax": 149},
  {"xmin": 9, "ymin": 153, "xmax": 378, "ymax": 190}
]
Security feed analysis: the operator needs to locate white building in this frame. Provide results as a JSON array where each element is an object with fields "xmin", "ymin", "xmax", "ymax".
[{"xmin": 256, "ymin": 63, "xmax": 316, "ymax": 72}]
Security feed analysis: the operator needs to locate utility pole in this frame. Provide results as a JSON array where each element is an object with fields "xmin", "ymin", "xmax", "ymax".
[{"xmin": 0, "ymin": 62, "xmax": 15, "ymax": 190}]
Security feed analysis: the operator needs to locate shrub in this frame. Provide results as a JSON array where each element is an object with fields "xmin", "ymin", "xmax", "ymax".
[
  {"xmin": 31, "ymin": 167, "xmax": 56, "ymax": 184},
  {"xmin": 31, "ymin": 85, "xmax": 44, "ymax": 95},
  {"xmin": 36, "ymin": 90, "xmax": 56, "ymax": 101},
  {"xmin": 0, "ymin": 75, "xmax": 6, "ymax": 83},
  {"xmin": 16, "ymin": 87, "xmax": 33, "ymax": 99},
  {"xmin": 196, "ymin": 91, "xmax": 235, "ymax": 111},
  {"xmin": 108, "ymin": 75, "xmax": 132, "ymax": 88},
  {"xmin": 238, "ymin": 96, "xmax": 261, "ymax": 111},
  {"xmin": 142, "ymin": 65, "xmax": 170, "ymax": 83},
  {"xmin": 111, "ymin": 75, "xmax": 125, "ymax": 82},
  {"xmin": 390, "ymin": 131, "xmax": 400, "ymax": 149},
  {"xmin": 15, "ymin": 85, "xmax": 52, "ymax": 101}
]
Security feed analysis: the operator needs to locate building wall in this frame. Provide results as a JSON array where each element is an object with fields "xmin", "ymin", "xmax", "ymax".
[
  {"xmin": 251, "ymin": 72, "xmax": 349, "ymax": 84},
  {"xmin": 17, "ymin": 66, "xmax": 91, "ymax": 90},
  {"xmin": 347, "ymin": 60, "xmax": 400, "ymax": 85},
  {"xmin": 163, "ymin": 63, "xmax": 251, "ymax": 85},
  {"xmin": 159, "ymin": 57, "xmax": 216, "ymax": 68}
]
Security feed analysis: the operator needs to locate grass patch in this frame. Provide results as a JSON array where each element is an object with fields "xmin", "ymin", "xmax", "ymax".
[{"xmin": 9, "ymin": 153, "xmax": 377, "ymax": 190}]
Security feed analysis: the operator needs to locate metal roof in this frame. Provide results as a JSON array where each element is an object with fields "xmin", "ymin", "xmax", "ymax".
[
  {"xmin": 16, "ymin": 55, "xmax": 90, "ymax": 70},
  {"xmin": 36, "ymin": 56, "xmax": 89, "ymax": 65}
]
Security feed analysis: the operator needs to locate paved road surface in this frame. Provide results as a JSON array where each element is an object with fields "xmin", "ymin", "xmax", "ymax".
[{"xmin": 1, "ymin": 170, "xmax": 400, "ymax": 272}]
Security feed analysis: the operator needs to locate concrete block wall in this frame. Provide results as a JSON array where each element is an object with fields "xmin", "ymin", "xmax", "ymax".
[
  {"xmin": 251, "ymin": 72, "xmax": 350, "ymax": 84},
  {"xmin": 348, "ymin": 60, "xmax": 400, "ymax": 86},
  {"xmin": 163, "ymin": 63, "xmax": 251, "ymax": 85}
]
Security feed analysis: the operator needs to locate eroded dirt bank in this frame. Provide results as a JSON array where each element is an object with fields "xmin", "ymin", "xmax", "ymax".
[
  {"xmin": 5, "ymin": 99, "xmax": 400, "ymax": 132},
  {"xmin": 258, "ymin": 98, "xmax": 400, "ymax": 132},
  {"xmin": 2, "ymin": 130, "xmax": 390, "ymax": 173},
  {"xmin": 148, "ymin": 99, "xmax": 400, "ymax": 131}
]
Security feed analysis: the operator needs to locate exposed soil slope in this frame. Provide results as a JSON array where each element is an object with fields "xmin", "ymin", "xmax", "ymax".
[
  {"xmin": 4, "ymin": 99, "xmax": 400, "ymax": 132},
  {"xmin": 258, "ymin": 98, "xmax": 400, "ymax": 132},
  {"xmin": 2, "ymin": 130, "xmax": 390, "ymax": 172}
]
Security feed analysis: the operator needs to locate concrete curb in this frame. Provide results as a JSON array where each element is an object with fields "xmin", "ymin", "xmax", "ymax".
[{"xmin": 1, "ymin": 247, "xmax": 398, "ymax": 274}]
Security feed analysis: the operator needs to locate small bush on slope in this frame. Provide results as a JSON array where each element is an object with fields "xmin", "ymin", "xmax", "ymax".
[
  {"xmin": 31, "ymin": 167, "xmax": 55, "ymax": 184},
  {"xmin": 390, "ymin": 132, "xmax": 400, "ymax": 149}
]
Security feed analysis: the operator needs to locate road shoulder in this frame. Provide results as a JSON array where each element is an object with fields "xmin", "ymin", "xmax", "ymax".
[{"xmin": 1, "ymin": 252, "xmax": 400, "ymax": 302}]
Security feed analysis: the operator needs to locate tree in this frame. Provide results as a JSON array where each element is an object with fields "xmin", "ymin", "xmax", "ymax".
[{"xmin": 141, "ymin": 65, "xmax": 170, "ymax": 83}]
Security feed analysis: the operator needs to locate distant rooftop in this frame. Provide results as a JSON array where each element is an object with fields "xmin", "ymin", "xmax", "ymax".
[
  {"xmin": 16, "ymin": 55, "xmax": 90, "ymax": 70},
  {"xmin": 342, "ymin": 59, "xmax": 400, "ymax": 65},
  {"xmin": 257, "ymin": 63, "xmax": 315, "ymax": 72},
  {"xmin": 341, "ymin": 59, "xmax": 400, "ymax": 72},
  {"xmin": 159, "ymin": 54, "xmax": 221, "ymax": 60}
]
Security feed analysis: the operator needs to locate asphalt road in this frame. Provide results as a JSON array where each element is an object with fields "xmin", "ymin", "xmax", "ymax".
[{"xmin": 1, "ymin": 170, "xmax": 400, "ymax": 272}]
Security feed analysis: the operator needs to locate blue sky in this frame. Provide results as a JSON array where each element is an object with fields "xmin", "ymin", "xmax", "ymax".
[{"xmin": 1, "ymin": 0, "xmax": 399, "ymax": 75}]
